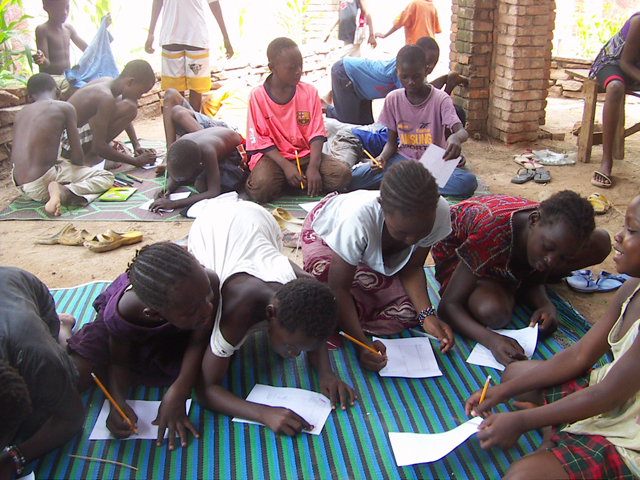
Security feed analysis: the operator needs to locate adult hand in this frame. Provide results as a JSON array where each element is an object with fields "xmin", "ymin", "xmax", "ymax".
[
  {"xmin": 421, "ymin": 315, "xmax": 455, "ymax": 353},
  {"xmin": 224, "ymin": 38, "xmax": 234, "ymax": 59},
  {"xmin": 283, "ymin": 162, "xmax": 306, "ymax": 189},
  {"xmin": 488, "ymin": 334, "xmax": 528, "ymax": 367},
  {"xmin": 476, "ymin": 412, "xmax": 525, "ymax": 450},
  {"xmin": 145, "ymin": 33, "xmax": 155, "ymax": 54},
  {"xmin": 150, "ymin": 197, "xmax": 175, "ymax": 212},
  {"xmin": 106, "ymin": 402, "xmax": 138, "ymax": 439},
  {"xmin": 443, "ymin": 135, "xmax": 462, "ymax": 160},
  {"xmin": 305, "ymin": 165, "xmax": 323, "ymax": 197},
  {"xmin": 358, "ymin": 339, "xmax": 388, "ymax": 372},
  {"xmin": 132, "ymin": 151, "xmax": 156, "ymax": 168},
  {"xmin": 153, "ymin": 388, "xmax": 198, "ymax": 451},
  {"xmin": 261, "ymin": 406, "xmax": 312, "ymax": 436},
  {"xmin": 530, "ymin": 304, "xmax": 558, "ymax": 337},
  {"xmin": 318, "ymin": 372, "xmax": 358, "ymax": 411}
]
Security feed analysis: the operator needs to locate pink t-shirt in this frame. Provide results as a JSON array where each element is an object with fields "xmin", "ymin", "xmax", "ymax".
[
  {"xmin": 377, "ymin": 87, "xmax": 460, "ymax": 161},
  {"xmin": 246, "ymin": 78, "xmax": 326, "ymax": 170}
]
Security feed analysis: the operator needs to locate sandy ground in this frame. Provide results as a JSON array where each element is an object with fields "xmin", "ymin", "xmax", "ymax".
[{"xmin": 0, "ymin": 95, "xmax": 638, "ymax": 325}]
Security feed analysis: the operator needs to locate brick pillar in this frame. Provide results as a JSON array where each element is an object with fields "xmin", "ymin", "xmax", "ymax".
[
  {"xmin": 450, "ymin": 0, "xmax": 495, "ymax": 134},
  {"xmin": 450, "ymin": 0, "xmax": 556, "ymax": 143}
]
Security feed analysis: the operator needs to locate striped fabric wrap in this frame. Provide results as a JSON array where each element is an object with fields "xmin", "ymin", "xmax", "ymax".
[{"xmin": 35, "ymin": 268, "xmax": 597, "ymax": 479}]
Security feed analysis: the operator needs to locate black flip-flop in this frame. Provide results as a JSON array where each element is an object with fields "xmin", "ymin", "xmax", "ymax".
[
  {"xmin": 511, "ymin": 168, "xmax": 535, "ymax": 184},
  {"xmin": 534, "ymin": 167, "xmax": 551, "ymax": 184}
]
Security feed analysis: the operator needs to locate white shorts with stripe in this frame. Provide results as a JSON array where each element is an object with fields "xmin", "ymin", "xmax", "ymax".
[{"xmin": 161, "ymin": 48, "xmax": 211, "ymax": 93}]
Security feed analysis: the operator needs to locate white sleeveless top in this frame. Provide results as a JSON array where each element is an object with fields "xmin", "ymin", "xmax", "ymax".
[{"xmin": 563, "ymin": 281, "xmax": 640, "ymax": 477}]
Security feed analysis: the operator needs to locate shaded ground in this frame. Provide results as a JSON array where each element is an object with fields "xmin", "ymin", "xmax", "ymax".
[{"xmin": 0, "ymin": 95, "xmax": 638, "ymax": 325}]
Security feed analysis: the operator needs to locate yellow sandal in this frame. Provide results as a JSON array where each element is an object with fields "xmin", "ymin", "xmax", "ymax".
[{"xmin": 83, "ymin": 230, "xmax": 143, "ymax": 253}]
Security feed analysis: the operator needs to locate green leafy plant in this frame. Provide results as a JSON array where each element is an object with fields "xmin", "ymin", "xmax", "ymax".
[
  {"xmin": 276, "ymin": 0, "xmax": 313, "ymax": 43},
  {"xmin": 83, "ymin": 0, "xmax": 116, "ymax": 29},
  {"xmin": 0, "ymin": 0, "xmax": 34, "ymax": 86},
  {"xmin": 575, "ymin": 6, "xmax": 625, "ymax": 58}
]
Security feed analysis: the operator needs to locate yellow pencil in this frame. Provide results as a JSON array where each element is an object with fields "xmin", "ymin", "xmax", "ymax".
[
  {"xmin": 478, "ymin": 375, "xmax": 492, "ymax": 404},
  {"xmin": 295, "ymin": 150, "xmax": 304, "ymax": 189},
  {"xmin": 362, "ymin": 148, "xmax": 381, "ymax": 168},
  {"xmin": 339, "ymin": 331, "xmax": 383, "ymax": 356},
  {"xmin": 91, "ymin": 372, "xmax": 137, "ymax": 433}
]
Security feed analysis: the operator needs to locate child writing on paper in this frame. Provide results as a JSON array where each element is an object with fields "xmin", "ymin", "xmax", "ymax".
[
  {"xmin": 301, "ymin": 161, "xmax": 455, "ymax": 372},
  {"xmin": 465, "ymin": 194, "xmax": 640, "ymax": 480},
  {"xmin": 67, "ymin": 242, "xmax": 219, "ymax": 451},
  {"xmin": 245, "ymin": 37, "xmax": 351, "ymax": 203},
  {"xmin": 349, "ymin": 44, "xmax": 474, "ymax": 193},
  {"xmin": 187, "ymin": 197, "xmax": 357, "ymax": 436},
  {"xmin": 433, "ymin": 191, "xmax": 611, "ymax": 367}
]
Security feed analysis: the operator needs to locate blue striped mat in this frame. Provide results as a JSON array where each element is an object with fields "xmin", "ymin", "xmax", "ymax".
[{"xmin": 34, "ymin": 268, "xmax": 594, "ymax": 479}]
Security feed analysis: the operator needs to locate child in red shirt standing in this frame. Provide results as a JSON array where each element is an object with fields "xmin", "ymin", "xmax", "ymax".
[{"xmin": 245, "ymin": 37, "xmax": 351, "ymax": 203}]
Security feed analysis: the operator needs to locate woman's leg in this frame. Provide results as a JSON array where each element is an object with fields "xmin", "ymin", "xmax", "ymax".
[{"xmin": 597, "ymin": 78, "xmax": 625, "ymax": 184}]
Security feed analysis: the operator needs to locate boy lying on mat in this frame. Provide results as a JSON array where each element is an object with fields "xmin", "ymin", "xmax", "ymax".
[{"xmin": 188, "ymin": 196, "xmax": 357, "ymax": 436}]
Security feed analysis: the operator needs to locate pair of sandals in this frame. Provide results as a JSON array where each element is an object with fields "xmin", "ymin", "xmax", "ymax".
[
  {"xmin": 35, "ymin": 223, "xmax": 143, "ymax": 253},
  {"xmin": 511, "ymin": 167, "xmax": 551, "ymax": 184},
  {"xmin": 566, "ymin": 270, "xmax": 630, "ymax": 293}
]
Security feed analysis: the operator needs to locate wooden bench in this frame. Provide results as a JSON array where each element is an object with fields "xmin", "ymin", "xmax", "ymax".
[{"xmin": 567, "ymin": 68, "xmax": 640, "ymax": 163}]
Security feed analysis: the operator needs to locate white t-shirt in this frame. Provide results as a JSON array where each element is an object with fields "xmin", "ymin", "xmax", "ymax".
[
  {"xmin": 311, "ymin": 190, "xmax": 451, "ymax": 276},
  {"xmin": 188, "ymin": 194, "xmax": 296, "ymax": 357},
  {"xmin": 159, "ymin": 0, "xmax": 218, "ymax": 49}
]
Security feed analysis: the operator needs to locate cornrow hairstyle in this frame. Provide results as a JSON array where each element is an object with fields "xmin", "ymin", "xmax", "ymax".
[
  {"xmin": 538, "ymin": 190, "xmax": 596, "ymax": 239},
  {"xmin": 0, "ymin": 360, "xmax": 32, "ymax": 435},
  {"xmin": 397, "ymin": 44, "xmax": 428, "ymax": 69},
  {"xmin": 120, "ymin": 59, "xmax": 155, "ymax": 86},
  {"xmin": 27, "ymin": 73, "xmax": 57, "ymax": 96},
  {"xmin": 267, "ymin": 37, "xmax": 298, "ymax": 64},
  {"xmin": 415, "ymin": 36, "xmax": 440, "ymax": 56},
  {"xmin": 167, "ymin": 139, "xmax": 201, "ymax": 172},
  {"xmin": 379, "ymin": 161, "xmax": 440, "ymax": 216},
  {"xmin": 126, "ymin": 242, "xmax": 199, "ymax": 312},
  {"xmin": 274, "ymin": 277, "xmax": 337, "ymax": 339}
]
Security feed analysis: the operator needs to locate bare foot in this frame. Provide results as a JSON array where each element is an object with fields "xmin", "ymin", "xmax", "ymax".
[
  {"xmin": 45, "ymin": 182, "xmax": 63, "ymax": 216},
  {"xmin": 58, "ymin": 313, "xmax": 76, "ymax": 347},
  {"xmin": 105, "ymin": 160, "xmax": 121, "ymax": 170}
]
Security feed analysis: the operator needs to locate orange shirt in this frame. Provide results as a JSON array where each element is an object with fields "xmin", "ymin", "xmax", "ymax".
[{"xmin": 393, "ymin": 0, "xmax": 442, "ymax": 45}]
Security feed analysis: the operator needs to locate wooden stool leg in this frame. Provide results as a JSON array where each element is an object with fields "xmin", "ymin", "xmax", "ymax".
[
  {"xmin": 578, "ymin": 80, "xmax": 598, "ymax": 163},
  {"xmin": 612, "ymin": 95, "xmax": 625, "ymax": 160}
]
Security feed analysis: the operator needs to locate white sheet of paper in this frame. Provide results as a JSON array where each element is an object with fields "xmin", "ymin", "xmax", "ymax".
[
  {"xmin": 467, "ymin": 325, "xmax": 539, "ymax": 371},
  {"xmin": 418, "ymin": 144, "xmax": 460, "ymax": 188},
  {"xmin": 389, "ymin": 417, "xmax": 482, "ymax": 466},
  {"xmin": 141, "ymin": 157, "xmax": 164, "ymax": 170},
  {"xmin": 91, "ymin": 160, "xmax": 106, "ymax": 170},
  {"xmin": 138, "ymin": 191, "xmax": 191, "ymax": 212},
  {"xmin": 89, "ymin": 399, "xmax": 192, "ymax": 441},
  {"xmin": 299, "ymin": 201, "xmax": 320, "ymax": 213},
  {"xmin": 374, "ymin": 336, "xmax": 442, "ymax": 378},
  {"xmin": 232, "ymin": 385, "xmax": 332, "ymax": 435}
]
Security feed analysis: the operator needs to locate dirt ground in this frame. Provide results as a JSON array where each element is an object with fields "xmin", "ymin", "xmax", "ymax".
[{"xmin": 0, "ymin": 95, "xmax": 638, "ymax": 325}]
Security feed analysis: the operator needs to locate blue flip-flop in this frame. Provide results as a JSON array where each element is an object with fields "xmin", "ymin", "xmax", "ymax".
[
  {"xmin": 596, "ymin": 271, "xmax": 631, "ymax": 292},
  {"xmin": 566, "ymin": 270, "xmax": 598, "ymax": 293}
]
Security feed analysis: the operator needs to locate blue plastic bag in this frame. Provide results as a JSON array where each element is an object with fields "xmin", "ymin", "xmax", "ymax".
[{"xmin": 65, "ymin": 16, "xmax": 119, "ymax": 88}]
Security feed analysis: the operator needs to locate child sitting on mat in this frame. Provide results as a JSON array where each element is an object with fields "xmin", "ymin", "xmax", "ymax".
[
  {"xmin": 245, "ymin": 37, "xmax": 351, "ymax": 203},
  {"xmin": 301, "ymin": 161, "xmax": 455, "ymax": 372},
  {"xmin": 465, "ymin": 193, "xmax": 640, "ymax": 480},
  {"xmin": 433, "ymin": 191, "xmax": 611, "ymax": 367},
  {"xmin": 67, "ymin": 242, "xmax": 219, "ymax": 450},
  {"xmin": 188, "ymin": 196, "xmax": 356, "ymax": 436}
]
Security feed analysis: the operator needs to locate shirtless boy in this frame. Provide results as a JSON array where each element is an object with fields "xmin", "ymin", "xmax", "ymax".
[
  {"xmin": 150, "ymin": 127, "xmax": 242, "ymax": 212},
  {"xmin": 65, "ymin": 60, "xmax": 157, "ymax": 168},
  {"xmin": 11, "ymin": 73, "xmax": 113, "ymax": 216}
]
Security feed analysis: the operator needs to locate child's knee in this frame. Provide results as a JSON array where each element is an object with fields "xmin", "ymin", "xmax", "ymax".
[
  {"xmin": 245, "ymin": 174, "xmax": 282, "ymax": 203},
  {"xmin": 590, "ymin": 228, "xmax": 612, "ymax": 263},
  {"xmin": 606, "ymin": 80, "xmax": 625, "ymax": 101},
  {"xmin": 472, "ymin": 301, "xmax": 512, "ymax": 329},
  {"xmin": 164, "ymin": 88, "xmax": 183, "ymax": 107}
]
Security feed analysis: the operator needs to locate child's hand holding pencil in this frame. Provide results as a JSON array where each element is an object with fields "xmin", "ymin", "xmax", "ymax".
[
  {"xmin": 363, "ymin": 148, "xmax": 384, "ymax": 172},
  {"xmin": 106, "ymin": 402, "xmax": 139, "ymax": 438}
]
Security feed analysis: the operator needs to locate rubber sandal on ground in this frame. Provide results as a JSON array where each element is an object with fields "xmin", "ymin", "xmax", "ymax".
[
  {"xmin": 511, "ymin": 168, "xmax": 535, "ymax": 184},
  {"xmin": 591, "ymin": 171, "xmax": 612, "ymax": 188},
  {"xmin": 587, "ymin": 192, "xmax": 611, "ymax": 215},
  {"xmin": 566, "ymin": 270, "xmax": 598, "ymax": 293},
  {"xmin": 35, "ymin": 223, "xmax": 95, "ymax": 246},
  {"xmin": 534, "ymin": 167, "xmax": 551, "ymax": 184},
  {"xmin": 271, "ymin": 207, "xmax": 303, "ymax": 233},
  {"xmin": 596, "ymin": 271, "xmax": 631, "ymax": 292},
  {"xmin": 83, "ymin": 230, "xmax": 143, "ymax": 253}
]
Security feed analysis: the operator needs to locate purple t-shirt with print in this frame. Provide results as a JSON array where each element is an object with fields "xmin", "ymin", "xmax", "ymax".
[{"xmin": 377, "ymin": 87, "xmax": 460, "ymax": 161}]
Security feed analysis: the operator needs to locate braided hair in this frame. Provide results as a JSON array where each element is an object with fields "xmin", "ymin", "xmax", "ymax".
[
  {"xmin": 275, "ymin": 278, "xmax": 337, "ymax": 339},
  {"xmin": 379, "ymin": 161, "xmax": 440, "ymax": 216},
  {"xmin": 0, "ymin": 360, "xmax": 32, "ymax": 435},
  {"xmin": 126, "ymin": 242, "xmax": 199, "ymax": 312}
]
